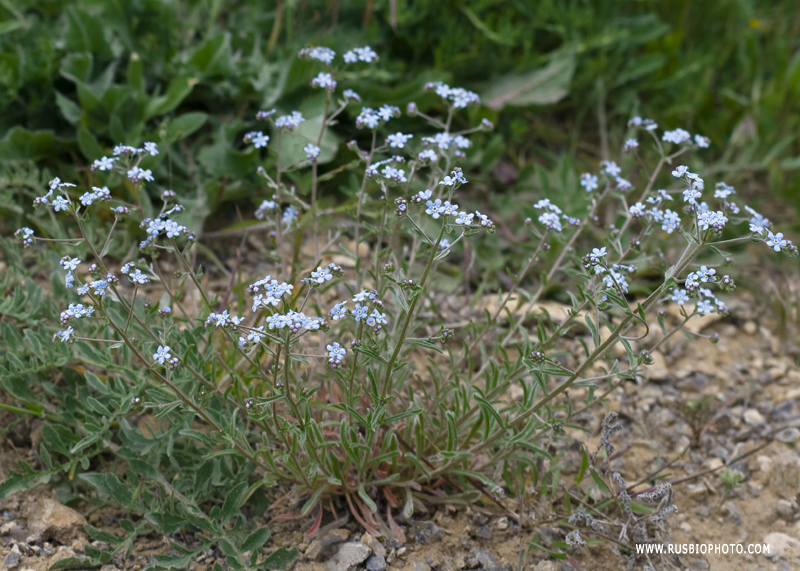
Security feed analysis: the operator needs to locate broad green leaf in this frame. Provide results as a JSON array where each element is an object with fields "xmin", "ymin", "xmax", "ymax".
[
  {"xmin": 164, "ymin": 112, "xmax": 208, "ymax": 142},
  {"xmin": 483, "ymin": 53, "xmax": 576, "ymax": 109},
  {"xmin": 263, "ymin": 547, "xmax": 299, "ymax": 570},
  {"xmin": 240, "ymin": 526, "xmax": 271, "ymax": 552}
]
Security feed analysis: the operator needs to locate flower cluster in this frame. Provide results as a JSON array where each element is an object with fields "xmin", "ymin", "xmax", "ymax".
[
  {"xmin": 244, "ymin": 131, "xmax": 269, "ymax": 148},
  {"xmin": 59, "ymin": 303, "xmax": 94, "ymax": 325},
  {"xmin": 328, "ymin": 290, "xmax": 388, "ymax": 333},
  {"xmin": 424, "ymin": 81, "xmax": 480, "ymax": 108},
  {"xmin": 248, "ymin": 275, "xmax": 294, "ymax": 310},
  {"xmin": 533, "ymin": 198, "xmax": 580, "ymax": 233},
  {"xmin": 205, "ymin": 310, "xmax": 245, "ymax": 330},
  {"xmin": 79, "ymin": 186, "xmax": 111, "ymax": 206},
  {"xmin": 356, "ymin": 105, "xmax": 400, "ymax": 129},
  {"xmin": 140, "ymin": 217, "xmax": 191, "ymax": 248}
]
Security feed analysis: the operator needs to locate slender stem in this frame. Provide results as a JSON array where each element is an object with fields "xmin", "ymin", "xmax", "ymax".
[
  {"xmin": 99, "ymin": 218, "xmax": 118, "ymax": 258},
  {"xmin": 453, "ymin": 229, "xmax": 551, "ymax": 375},
  {"xmin": 354, "ymin": 131, "xmax": 378, "ymax": 270},
  {"xmin": 170, "ymin": 238, "xmax": 212, "ymax": 309},
  {"xmin": 380, "ymin": 222, "xmax": 446, "ymax": 400},
  {"xmin": 124, "ymin": 286, "xmax": 138, "ymax": 334}
]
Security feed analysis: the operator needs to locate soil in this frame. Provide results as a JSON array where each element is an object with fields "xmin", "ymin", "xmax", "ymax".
[{"xmin": 2, "ymin": 281, "xmax": 800, "ymax": 571}]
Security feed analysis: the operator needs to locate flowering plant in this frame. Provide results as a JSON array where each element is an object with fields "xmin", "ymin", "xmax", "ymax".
[{"xmin": 4, "ymin": 44, "xmax": 797, "ymax": 566}]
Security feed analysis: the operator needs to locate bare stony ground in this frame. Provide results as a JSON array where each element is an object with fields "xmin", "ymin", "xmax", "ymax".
[{"xmin": 2, "ymin": 283, "xmax": 800, "ymax": 571}]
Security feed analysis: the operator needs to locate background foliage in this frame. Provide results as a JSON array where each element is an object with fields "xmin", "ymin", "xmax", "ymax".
[{"xmin": 1, "ymin": 0, "xmax": 799, "ymax": 234}]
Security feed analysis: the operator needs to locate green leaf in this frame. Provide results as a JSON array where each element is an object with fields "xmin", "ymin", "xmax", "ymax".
[
  {"xmin": 473, "ymin": 394, "xmax": 504, "ymax": 430},
  {"xmin": 77, "ymin": 127, "xmax": 104, "ymax": 161},
  {"xmin": 0, "ymin": 21, "xmax": 23, "ymax": 36},
  {"xmin": 241, "ymin": 526, "xmax": 271, "ymax": 552},
  {"xmin": 408, "ymin": 339, "xmax": 444, "ymax": 354},
  {"xmin": 70, "ymin": 432, "xmax": 102, "ymax": 455},
  {"xmin": 78, "ymin": 473, "xmax": 134, "ymax": 505},
  {"xmin": 0, "ymin": 462, "xmax": 58, "ymax": 500},
  {"xmin": 56, "ymin": 92, "xmax": 83, "ymax": 124},
  {"xmin": 358, "ymin": 482, "xmax": 377, "ymax": 513},
  {"xmin": 382, "ymin": 408, "xmax": 423, "ymax": 425},
  {"xmin": 589, "ymin": 468, "xmax": 610, "ymax": 495},
  {"xmin": 584, "ymin": 314, "xmax": 599, "ymax": 348},
  {"xmin": 460, "ymin": 6, "xmax": 514, "ymax": 46},
  {"xmin": 164, "ymin": 112, "xmax": 208, "ymax": 143},
  {"xmin": 127, "ymin": 53, "xmax": 145, "ymax": 92},
  {"xmin": 483, "ymin": 52, "xmax": 575, "ymax": 109},
  {"xmin": 353, "ymin": 346, "xmax": 387, "ymax": 364},
  {"xmin": 0, "ymin": 127, "xmax": 55, "ymax": 161},
  {"xmin": 263, "ymin": 547, "xmax": 299, "ymax": 570},
  {"xmin": 146, "ymin": 76, "xmax": 196, "ymax": 119},
  {"xmin": 300, "ymin": 485, "xmax": 326, "ymax": 516}
]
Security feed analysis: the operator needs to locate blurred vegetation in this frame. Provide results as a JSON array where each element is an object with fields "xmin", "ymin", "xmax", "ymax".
[{"xmin": 1, "ymin": 0, "xmax": 799, "ymax": 234}]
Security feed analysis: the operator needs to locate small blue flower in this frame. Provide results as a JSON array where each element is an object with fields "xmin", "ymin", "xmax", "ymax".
[
  {"xmin": 52, "ymin": 196, "xmax": 70, "ymax": 212},
  {"xmin": 275, "ymin": 111, "xmax": 306, "ymax": 130},
  {"xmin": 580, "ymin": 173, "xmax": 599, "ymax": 192},
  {"xmin": 442, "ymin": 200, "xmax": 458, "ymax": 216},
  {"xmin": 92, "ymin": 156, "xmax": 116, "ymax": 171},
  {"xmin": 153, "ymin": 345, "xmax": 171, "ymax": 364},
  {"xmin": 311, "ymin": 266, "xmax": 332, "ymax": 284},
  {"xmin": 671, "ymin": 289, "xmax": 689, "ymax": 306},
  {"xmin": 629, "ymin": 202, "xmax": 645, "ymax": 217},
  {"xmin": 327, "ymin": 342, "xmax": 346, "ymax": 364},
  {"xmin": 661, "ymin": 209, "xmax": 681, "ymax": 233},
  {"xmin": 696, "ymin": 300, "xmax": 713, "ymax": 315},
  {"xmin": 455, "ymin": 211, "xmax": 474, "ymax": 225},
  {"xmin": 387, "ymin": 132, "xmax": 413, "ymax": 148},
  {"xmin": 247, "ymin": 326, "xmax": 266, "ymax": 344},
  {"xmin": 426, "ymin": 199, "xmax": 443, "ymax": 219},
  {"xmin": 671, "ymin": 165, "xmax": 689, "ymax": 178},
  {"xmin": 682, "ymin": 188, "xmax": 701, "ymax": 204},
  {"xmin": 329, "ymin": 302, "xmax": 347, "ymax": 320},
  {"xmin": 352, "ymin": 304, "xmax": 368, "ymax": 321},
  {"xmin": 53, "ymin": 326, "xmax": 74, "ymax": 343},
  {"xmin": 311, "ymin": 72, "xmax": 337, "ymax": 90},
  {"xmin": 766, "ymin": 231, "xmax": 788, "ymax": 252}
]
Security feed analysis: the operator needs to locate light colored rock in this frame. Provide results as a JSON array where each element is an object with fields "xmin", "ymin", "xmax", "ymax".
[
  {"xmin": 329, "ymin": 542, "xmax": 371, "ymax": 571},
  {"xmin": 27, "ymin": 498, "xmax": 87, "ymax": 544},
  {"xmin": 5, "ymin": 544, "xmax": 21, "ymax": 569},
  {"xmin": 776, "ymin": 428, "xmax": 800, "ymax": 443},
  {"xmin": 755, "ymin": 454, "xmax": 774, "ymax": 485},
  {"xmin": 743, "ymin": 408, "xmax": 765, "ymax": 426},
  {"xmin": 743, "ymin": 321, "xmax": 757, "ymax": 335},
  {"xmin": 776, "ymin": 499, "xmax": 795, "ymax": 521},
  {"xmin": 771, "ymin": 452, "xmax": 800, "ymax": 499},
  {"xmin": 763, "ymin": 532, "xmax": 800, "ymax": 558},
  {"xmin": 0, "ymin": 520, "xmax": 17, "ymax": 534},
  {"xmin": 649, "ymin": 351, "xmax": 670, "ymax": 380},
  {"xmin": 361, "ymin": 533, "xmax": 386, "ymax": 557}
]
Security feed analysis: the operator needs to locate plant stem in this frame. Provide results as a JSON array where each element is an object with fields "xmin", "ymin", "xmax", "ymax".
[{"xmin": 380, "ymin": 222, "xmax": 446, "ymax": 400}]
